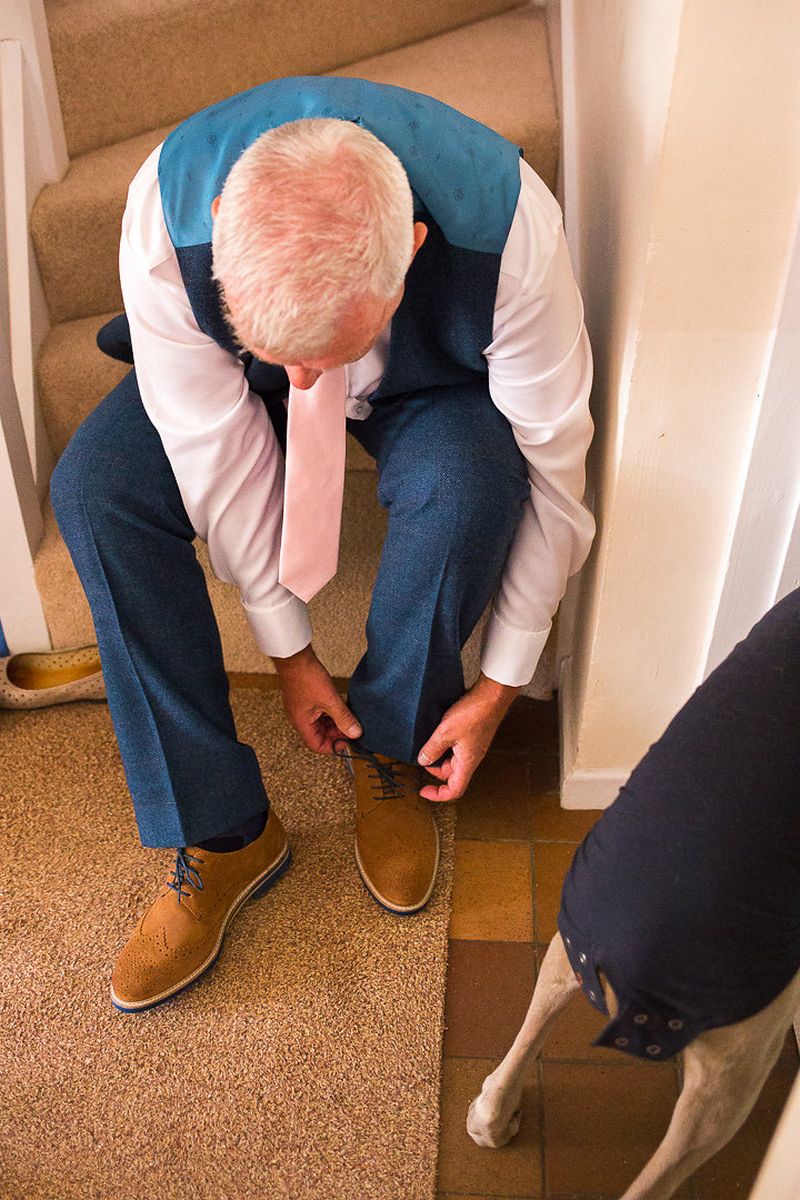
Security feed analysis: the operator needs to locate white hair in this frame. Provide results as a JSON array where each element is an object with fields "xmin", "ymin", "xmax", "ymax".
[{"xmin": 210, "ymin": 118, "xmax": 414, "ymax": 362}]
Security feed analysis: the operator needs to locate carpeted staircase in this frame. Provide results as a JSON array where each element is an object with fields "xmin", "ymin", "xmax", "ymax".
[{"xmin": 30, "ymin": 0, "xmax": 560, "ymax": 689}]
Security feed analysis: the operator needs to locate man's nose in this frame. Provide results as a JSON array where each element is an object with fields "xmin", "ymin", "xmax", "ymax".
[{"xmin": 286, "ymin": 366, "xmax": 323, "ymax": 390}]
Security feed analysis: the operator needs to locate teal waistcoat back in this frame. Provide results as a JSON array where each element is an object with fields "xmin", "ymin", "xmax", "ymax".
[{"xmin": 157, "ymin": 76, "xmax": 523, "ymax": 401}]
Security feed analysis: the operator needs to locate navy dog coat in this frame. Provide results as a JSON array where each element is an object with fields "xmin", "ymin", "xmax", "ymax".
[{"xmin": 558, "ymin": 588, "xmax": 800, "ymax": 1060}]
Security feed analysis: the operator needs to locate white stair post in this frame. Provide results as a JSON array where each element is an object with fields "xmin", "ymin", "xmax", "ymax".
[{"xmin": 1, "ymin": 1, "xmax": 69, "ymax": 651}]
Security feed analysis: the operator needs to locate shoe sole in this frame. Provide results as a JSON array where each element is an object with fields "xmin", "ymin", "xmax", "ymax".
[
  {"xmin": 340, "ymin": 752, "xmax": 440, "ymax": 915},
  {"xmin": 110, "ymin": 841, "xmax": 292, "ymax": 1014}
]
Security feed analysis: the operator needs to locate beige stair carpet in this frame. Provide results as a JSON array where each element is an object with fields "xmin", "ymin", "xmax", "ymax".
[
  {"xmin": 47, "ymin": 0, "xmax": 524, "ymax": 157},
  {"xmin": 0, "ymin": 689, "xmax": 456, "ymax": 1199}
]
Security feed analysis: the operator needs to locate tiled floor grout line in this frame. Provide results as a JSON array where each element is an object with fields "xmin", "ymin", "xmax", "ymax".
[{"xmin": 442, "ymin": 1052, "xmax": 679, "ymax": 1069}]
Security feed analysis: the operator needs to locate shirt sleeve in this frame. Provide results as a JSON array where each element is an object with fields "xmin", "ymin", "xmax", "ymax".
[
  {"xmin": 118, "ymin": 145, "xmax": 312, "ymax": 659},
  {"xmin": 481, "ymin": 160, "xmax": 596, "ymax": 687}
]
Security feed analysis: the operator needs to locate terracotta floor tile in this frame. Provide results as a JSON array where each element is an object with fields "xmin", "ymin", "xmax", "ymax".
[
  {"xmin": 532, "ymin": 843, "xmax": 576, "ymax": 941},
  {"xmin": 444, "ymin": 941, "xmax": 536, "ymax": 1058},
  {"xmin": 542, "ymin": 1061, "xmax": 682, "ymax": 1197},
  {"xmin": 531, "ymin": 791, "xmax": 602, "ymax": 843},
  {"xmin": 495, "ymin": 699, "xmax": 559, "ymax": 782},
  {"xmin": 450, "ymin": 841, "xmax": 534, "ymax": 942},
  {"xmin": 438, "ymin": 1057, "xmax": 542, "ymax": 1197},
  {"xmin": 457, "ymin": 755, "xmax": 533, "ymax": 841},
  {"xmin": 693, "ymin": 1038, "xmax": 799, "ymax": 1199}
]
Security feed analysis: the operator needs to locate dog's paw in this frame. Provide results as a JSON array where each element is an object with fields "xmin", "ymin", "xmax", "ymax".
[{"xmin": 466, "ymin": 1092, "xmax": 522, "ymax": 1148}]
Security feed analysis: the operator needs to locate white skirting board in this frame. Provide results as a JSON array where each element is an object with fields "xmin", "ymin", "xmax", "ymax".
[{"xmin": 557, "ymin": 655, "xmax": 627, "ymax": 810}]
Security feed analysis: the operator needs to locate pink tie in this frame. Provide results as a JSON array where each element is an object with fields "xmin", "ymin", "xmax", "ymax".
[{"xmin": 278, "ymin": 366, "xmax": 347, "ymax": 602}]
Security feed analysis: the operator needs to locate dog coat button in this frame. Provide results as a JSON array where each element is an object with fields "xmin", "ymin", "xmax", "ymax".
[
  {"xmin": 588, "ymin": 989, "xmax": 597, "ymax": 1001},
  {"xmin": 668, "ymin": 1018, "xmax": 684, "ymax": 1030},
  {"xmin": 633, "ymin": 1013, "xmax": 649, "ymax": 1024},
  {"xmin": 565, "ymin": 937, "xmax": 571, "ymax": 946},
  {"xmin": 579, "ymin": 952, "xmax": 587, "ymax": 964},
  {"xmin": 614, "ymin": 1036, "xmax": 629, "ymax": 1047},
  {"xmin": 646, "ymin": 1044, "xmax": 662, "ymax": 1055}
]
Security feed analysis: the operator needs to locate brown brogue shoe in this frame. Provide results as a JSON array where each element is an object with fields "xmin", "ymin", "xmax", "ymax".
[
  {"xmin": 110, "ymin": 807, "xmax": 291, "ymax": 1012},
  {"xmin": 335, "ymin": 743, "xmax": 440, "ymax": 915}
]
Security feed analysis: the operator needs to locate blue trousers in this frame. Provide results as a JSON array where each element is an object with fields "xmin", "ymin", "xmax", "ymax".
[{"xmin": 51, "ymin": 369, "xmax": 529, "ymax": 848}]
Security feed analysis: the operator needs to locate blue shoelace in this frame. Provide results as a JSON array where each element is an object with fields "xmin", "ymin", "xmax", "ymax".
[
  {"xmin": 333, "ymin": 741, "xmax": 407, "ymax": 803},
  {"xmin": 166, "ymin": 849, "xmax": 205, "ymax": 903}
]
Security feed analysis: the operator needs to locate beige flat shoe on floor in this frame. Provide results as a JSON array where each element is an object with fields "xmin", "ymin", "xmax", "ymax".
[{"xmin": 0, "ymin": 645, "xmax": 106, "ymax": 709}]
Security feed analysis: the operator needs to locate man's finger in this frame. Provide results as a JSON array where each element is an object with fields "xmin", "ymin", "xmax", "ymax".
[
  {"xmin": 417, "ymin": 729, "xmax": 453, "ymax": 767},
  {"xmin": 421, "ymin": 755, "xmax": 472, "ymax": 801},
  {"xmin": 301, "ymin": 718, "xmax": 326, "ymax": 754},
  {"xmin": 420, "ymin": 780, "xmax": 457, "ymax": 802},
  {"xmin": 421, "ymin": 756, "xmax": 454, "ymax": 781},
  {"xmin": 326, "ymin": 696, "xmax": 362, "ymax": 740}
]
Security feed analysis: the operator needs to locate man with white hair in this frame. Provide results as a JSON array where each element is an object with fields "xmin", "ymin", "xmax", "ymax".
[{"xmin": 51, "ymin": 77, "xmax": 595, "ymax": 1012}]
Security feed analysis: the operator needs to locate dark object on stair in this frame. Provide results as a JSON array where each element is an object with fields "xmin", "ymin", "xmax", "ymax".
[{"xmin": 97, "ymin": 313, "xmax": 134, "ymax": 363}]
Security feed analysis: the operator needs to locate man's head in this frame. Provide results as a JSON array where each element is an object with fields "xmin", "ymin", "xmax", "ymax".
[{"xmin": 210, "ymin": 118, "xmax": 427, "ymax": 389}]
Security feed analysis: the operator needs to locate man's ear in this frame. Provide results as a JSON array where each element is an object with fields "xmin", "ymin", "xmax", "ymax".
[
  {"xmin": 410, "ymin": 221, "xmax": 428, "ymax": 262},
  {"xmin": 210, "ymin": 195, "xmax": 221, "ymax": 220}
]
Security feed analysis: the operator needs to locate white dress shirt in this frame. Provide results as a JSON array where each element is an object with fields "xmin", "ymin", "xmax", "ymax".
[{"xmin": 119, "ymin": 145, "xmax": 595, "ymax": 687}]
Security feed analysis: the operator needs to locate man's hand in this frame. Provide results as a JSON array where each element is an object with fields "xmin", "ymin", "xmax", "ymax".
[
  {"xmin": 272, "ymin": 644, "xmax": 362, "ymax": 754},
  {"xmin": 416, "ymin": 673, "xmax": 521, "ymax": 802}
]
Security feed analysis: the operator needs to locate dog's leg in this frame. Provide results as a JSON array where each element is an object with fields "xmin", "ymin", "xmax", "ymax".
[
  {"xmin": 467, "ymin": 932, "xmax": 579, "ymax": 1148},
  {"xmin": 619, "ymin": 967, "xmax": 800, "ymax": 1200}
]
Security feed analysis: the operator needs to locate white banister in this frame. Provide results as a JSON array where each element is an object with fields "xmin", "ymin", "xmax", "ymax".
[
  {"xmin": 1, "ymin": 38, "xmax": 36, "ymax": 477},
  {"xmin": 0, "ymin": 0, "xmax": 69, "ymax": 651}
]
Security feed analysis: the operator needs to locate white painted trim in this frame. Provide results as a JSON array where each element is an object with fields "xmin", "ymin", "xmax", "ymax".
[
  {"xmin": 549, "ymin": 0, "xmax": 589, "ymax": 682},
  {"xmin": 558, "ymin": 655, "xmax": 624, "ymax": 809},
  {"xmin": 1, "ymin": 39, "xmax": 36, "ymax": 477},
  {"xmin": 702, "ymin": 201, "xmax": 800, "ymax": 677},
  {"xmin": 1, "ymin": 1, "xmax": 68, "ymax": 181},
  {"xmin": 0, "ymin": 314, "xmax": 50, "ymax": 649},
  {"xmin": 0, "ymin": 0, "xmax": 69, "ymax": 650},
  {"xmin": 556, "ymin": 0, "xmax": 580, "ymax": 281}
]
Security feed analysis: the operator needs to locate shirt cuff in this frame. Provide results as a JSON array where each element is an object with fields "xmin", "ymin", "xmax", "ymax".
[
  {"xmin": 241, "ymin": 593, "xmax": 312, "ymax": 659},
  {"xmin": 480, "ymin": 610, "xmax": 552, "ymax": 688}
]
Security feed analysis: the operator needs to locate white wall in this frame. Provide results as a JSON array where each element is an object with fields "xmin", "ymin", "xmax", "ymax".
[
  {"xmin": 559, "ymin": 0, "xmax": 800, "ymax": 805},
  {"xmin": 703, "ymin": 210, "xmax": 800, "ymax": 675}
]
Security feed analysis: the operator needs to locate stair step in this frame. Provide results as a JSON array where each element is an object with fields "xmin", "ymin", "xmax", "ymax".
[
  {"xmin": 35, "ymin": 310, "xmax": 376, "ymax": 470},
  {"xmin": 46, "ymin": 0, "xmax": 524, "ymax": 159},
  {"xmin": 31, "ymin": 125, "xmax": 174, "ymax": 325},
  {"xmin": 330, "ymin": 6, "xmax": 557, "ymax": 181},
  {"xmin": 31, "ymin": 7, "xmax": 557, "ymax": 325}
]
